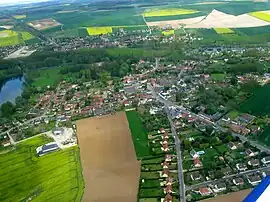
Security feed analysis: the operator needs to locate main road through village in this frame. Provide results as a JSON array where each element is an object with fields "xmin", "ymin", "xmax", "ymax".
[{"xmin": 147, "ymin": 83, "xmax": 270, "ymax": 202}]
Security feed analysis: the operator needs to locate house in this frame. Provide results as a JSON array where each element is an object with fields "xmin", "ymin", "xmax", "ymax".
[
  {"xmin": 199, "ymin": 187, "xmax": 212, "ymax": 196},
  {"xmin": 247, "ymin": 175, "xmax": 261, "ymax": 186},
  {"xmin": 163, "ymin": 185, "xmax": 172, "ymax": 194},
  {"xmin": 162, "ymin": 161, "xmax": 169, "ymax": 169},
  {"xmin": 162, "ymin": 133, "xmax": 169, "ymax": 140},
  {"xmin": 213, "ymin": 183, "xmax": 226, "ymax": 192},
  {"xmin": 36, "ymin": 142, "xmax": 60, "ymax": 157},
  {"xmin": 228, "ymin": 142, "xmax": 237, "ymax": 150},
  {"xmin": 159, "ymin": 128, "xmax": 166, "ymax": 133},
  {"xmin": 163, "ymin": 193, "xmax": 172, "ymax": 202},
  {"xmin": 248, "ymin": 159, "xmax": 260, "ymax": 167},
  {"xmin": 193, "ymin": 158, "xmax": 202, "ymax": 168},
  {"xmin": 161, "ymin": 169, "xmax": 169, "ymax": 178},
  {"xmin": 52, "ymin": 127, "xmax": 64, "ymax": 136},
  {"xmin": 230, "ymin": 124, "xmax": 250, "ymax": 135},
  {"xmin": 161, "ymin": 143, "xmax": 169, "ymax": 152},
  {"xmin": 233, "ymin": 178, "xmax": 244, "ymax": 186},
  {"xmin": 261, "ymin": 156, "xmax": 270, "ymax": 164},
  {"xmin": 221, "ymin": 167, "xmax": 232, "ymax": 176},
  {"xmin": 190, "ymin": 149, "xmax": 200, "ymax": 159},
  {"xmin": 165, "ymin": 154, "xmax": 172, "ymax": 162},
  {"xmin": 1, "ymin": 139, "xmax": 11, "ymax": 147},
  {"xmin": 245, "ymin": 149, "xmax": 255, "ymax": 157},
  {"xmin": 191, "ymin": 172, "xmax": 201, "ymax": 181},
  {"xmin": 236, "ymin": 163, "xmax": 248, "ymax": 172},
  {"xmin": 166, "ymin": 177, "xmax": 173, "ymax": 186},
  {"xmin": 123, "ymin": 100, "xmax": 130, "ymax": 107}
]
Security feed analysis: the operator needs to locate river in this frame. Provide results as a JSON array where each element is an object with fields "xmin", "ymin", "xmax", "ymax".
[{"xmin": 0, "ymin": 77, "xmax": 25, "ymax": 105}]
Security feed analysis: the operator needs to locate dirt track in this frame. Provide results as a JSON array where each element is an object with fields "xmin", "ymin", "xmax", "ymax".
[
  {"xmin": 77, "ymin": 112, "xmax": 141, "ymax": 202},
  {"xmin": 201, "ymin": 189, "xmax": 251, "ymax": 202}
]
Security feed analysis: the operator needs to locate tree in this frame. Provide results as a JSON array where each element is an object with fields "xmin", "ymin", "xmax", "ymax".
[{"xmin": 1, "ymin": 102, "xmax": 15, "ymax": 118}]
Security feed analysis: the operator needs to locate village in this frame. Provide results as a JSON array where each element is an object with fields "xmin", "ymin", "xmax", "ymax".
[{"xmin": 0, "ymin": 43, "xmax": 270, "ymax": 201}]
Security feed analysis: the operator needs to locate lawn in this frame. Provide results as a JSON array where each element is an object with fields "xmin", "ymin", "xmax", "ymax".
[
  {"xmin": 126, "ymin": 110, "xmax": 150, "ymax": 158},
  {"xmin": 139, "ymin": 198, "xmax": 159, "ymax": 202},
  {"xmin": 143, "ymin": 8, "xmax": 198, "ymax": 17},
  {"xmin": 139, "ymin": 188, "xmax": 163, "ymax": 198},
  {"xmin": 140, "ymin": 179, "xmax": 161, "ymax": 188},
  {"xmin": 215, "ymin": 145, "xmax": 229, "ymax": 154},
  {"xmin": 0, "ymin": 135, "xmax": 84, "ymax": 202},
  {"xmin": 214, "ymin": 28, "xmax": 234, "ymax": 34},
  {"xmin": 141, "ymin": 171, "xmax": 160, "ymax": 179},
  {"xmin": 227, "ymin": 110, "xmax": 240, "ymax": 119},
  {"xmin": 141, "ymin": 156, "xmax": 165, "ymax": 164},
  {"xmin": 249, "ymin": 11, "xmax": 270, "ymax": 22},
  {"xmin": 211, "ymin": 73, "xmax": 226, "ymax": 81}
]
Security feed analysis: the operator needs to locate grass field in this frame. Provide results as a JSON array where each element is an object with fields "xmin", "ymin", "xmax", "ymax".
[
  {"xmin": 214, "ymin": 28, "xmax": 234, "ymax": 34},
  {"xmin": 143, "ymin": 8, "xmax": 198, "ymax": 17},
  {"xmin": 0, "ymin": 135, "xmax": 84, "ymax": 202},
  {"xmin": 211, "ymin": 73, "xmax": 226, "ymax": 81},
  {"xmin": 13, "ymin": 15, "xmax": 26, "ymax": 19},
  {"xmin": 126, "ymin": 110, "xmax": 150, "ymax": 158},
  {"xmin": 240, "ymin": 84, "xmax": 270, "ymax": 116},
  {"xmin": 32, "ymin": 67, "xmax": 63, "ymax": 88},
  {"xmin": 249, "ymin": 11, "xmax": 270, "ymax": 22},
  {"xmin": 162, "ymin": 29, "xmax": 175, "ymax": 36}
]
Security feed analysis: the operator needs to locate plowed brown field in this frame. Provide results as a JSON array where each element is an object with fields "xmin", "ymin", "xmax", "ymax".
[{"xmin": 77, "ymin": 112, "xmax": 141, "ymax": 202}]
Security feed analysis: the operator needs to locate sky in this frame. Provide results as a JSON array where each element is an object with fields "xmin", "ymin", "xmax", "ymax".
[{"xmin": 0, "ymin": 0, "xmax": 50, "ymax": 5}]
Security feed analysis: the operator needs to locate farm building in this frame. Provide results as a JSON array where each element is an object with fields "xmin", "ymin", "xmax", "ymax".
[
  {"xmin": 52, "ymin": 127, "xmax": 64, "ymax": 136},
  {"xmin": 36, "ymin": 142, "xmax": 60, "ymax": 156}
]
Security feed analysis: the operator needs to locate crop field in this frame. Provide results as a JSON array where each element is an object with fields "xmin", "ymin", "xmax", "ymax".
[
  {"xmin": 87, "ymin": 26, "xmax": 112, "ymax": 35},
  {"xmin": 0, "ymin": 30, "xmax": 34, "ymax": 47},
  {"xmin": 249, "ymin": 11, "xmax": 270, "ymax": 22},
  {"xmin": 13, "ymin": 15, "xmax": 26, "ymax": 19},
  {"xmin": 126, "ymin": 110, "xmax": 150, "ymax": 158},
  {"xmin": 162, "ymin": 29, "xmax": 175, "ymax": 36},
  {"xmin": 240, "ymin": 84, "xmax": 270, "ymax": 116},
  {"xmin": 76, "ymin": 112, "xmax": 140, "ymax": 202},
  {"xmin": 214, "ymin": 28, "xmax": 234, "ymax": 34},
  {"xmin": 0, "ymin": 135, "xmax": 84, "ymax": 202},
  {"xmin": 143, "ymin": 8, "xmax": 198, "ymax": 17}
]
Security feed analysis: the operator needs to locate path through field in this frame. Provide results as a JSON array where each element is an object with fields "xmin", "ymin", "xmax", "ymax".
[{"xmin": 77, "ymin": 112, "xmax": 141, "ymax": 202}]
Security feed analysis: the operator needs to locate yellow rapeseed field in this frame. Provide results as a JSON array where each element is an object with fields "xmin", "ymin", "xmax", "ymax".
[
  {"xmin": 86, "ymin": 27, "xmax": 113, "ymax": 35},
  {"xmin": 13, "ymin": 15, "xmax": 26, "ymax": 19},
  {"xmin": 162, "ymin": 29, "xmax": 175, "ymax": 36},
  {"xmin": 143, "ymin": 8, "xmax": 198, "ymax": 17},
  {"xmin": 249, "ymin": 11, "xmax": 270, "ymax": 22},
  {"xmin": 214, "ymin": 28, "xmax": 234, "ymax": 34}
]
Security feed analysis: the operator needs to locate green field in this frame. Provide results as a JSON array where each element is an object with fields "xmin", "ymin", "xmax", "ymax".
[
  {"xmin": 126, "ymin": 110, "xmax": 150, "ymax": 158},
  {"xmin": 0, "ymin": 30, "xmax": 34, "ymax": 47},
  {"xmin": 32, "ymin": 67, "xmax": 63, "ymax": 88},
  {"xmin": 0, "ymin": 135, "xmax": 84, "ymax": 202},
  {"xmin": 240, "ymin": 84, "xmax": 270, "ymax": 116},
  {"xmin": 211, "ymin": 73, "xmax": 226, "ymax": 81}
]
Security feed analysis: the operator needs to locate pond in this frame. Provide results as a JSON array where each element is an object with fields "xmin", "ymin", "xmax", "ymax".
[{"xmin": 0, "ymin": 77, "xmax": 25, "ymax": 105}]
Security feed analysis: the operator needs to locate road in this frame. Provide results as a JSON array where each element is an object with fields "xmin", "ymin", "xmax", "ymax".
[
  {"xmin": 166, "ymin": 108, "xmax": 186, "ymax": 202},
  {"xmin": 186, "ymin": 165, "xmax": 270, "ymax": 191},
  {"xmin": 148, "ymin": 83, "xmax": 186, "ymax": 202}
]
